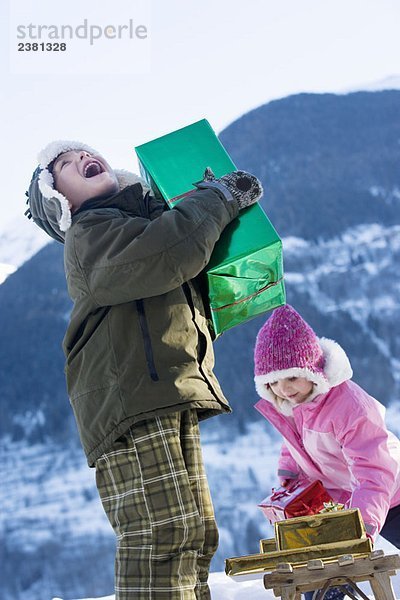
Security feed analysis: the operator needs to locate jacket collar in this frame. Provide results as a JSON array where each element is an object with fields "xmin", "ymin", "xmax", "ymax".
[{"xmin": 72, "ymin": 183, "xmax": 153, "ymax": 222}]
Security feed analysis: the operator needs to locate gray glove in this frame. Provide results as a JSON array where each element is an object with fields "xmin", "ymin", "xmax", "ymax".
[{"xmin": 195, "ymin": 167, "xmax": 263, "ymax": 210}]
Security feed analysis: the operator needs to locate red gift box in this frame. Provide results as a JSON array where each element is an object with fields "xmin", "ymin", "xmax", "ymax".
[{"xmin": 258, "ymin": 479, "xmax": 333, "ymax": 524}]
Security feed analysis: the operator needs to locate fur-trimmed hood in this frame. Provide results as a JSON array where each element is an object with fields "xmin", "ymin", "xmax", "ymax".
[
  {"xmin": 26, "ymin": 140, "xmax": 151, "ymax": 243},
  {"xmin": 254, "ymin": 336, "xmax": 353, "ymax": 415}
]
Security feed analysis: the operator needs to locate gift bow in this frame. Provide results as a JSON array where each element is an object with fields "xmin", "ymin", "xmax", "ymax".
[
  {"xmin": 270, "ymin": 480, "xmax": 303, "ymax": 500},
  {"xmin": 319, "ymin": 501, "xmax": 344, "ymax": 513}
]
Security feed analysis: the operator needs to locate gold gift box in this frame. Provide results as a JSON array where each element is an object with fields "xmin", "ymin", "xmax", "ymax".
[
  {"xmin": 225, "ymin": 509, "xmax": 372, "ymax": 578},
  {"xmin": 259, "ymin": 538, "xmax": 277, "ymax": 553},
  {"xmin": 225, "ymin": 538, "xmax": 373, "ymax": 577},
  {"xmin": 275, "ymin": 509, "xmax": 366, "ymax": 551}
]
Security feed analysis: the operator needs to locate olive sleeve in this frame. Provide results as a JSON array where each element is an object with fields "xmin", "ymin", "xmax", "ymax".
[{"xmin": 66, "ymin": 187, "xmax": 239, "ymax": 307}]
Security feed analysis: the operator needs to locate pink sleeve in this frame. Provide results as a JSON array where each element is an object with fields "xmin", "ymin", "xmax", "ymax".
[
  {"xmin": 277, "ymin": 442, "xmax": 301, "ymax": 480},
  {"xmin": 337, "ymin": 403, "xmax": 399, "ymax": 539}
]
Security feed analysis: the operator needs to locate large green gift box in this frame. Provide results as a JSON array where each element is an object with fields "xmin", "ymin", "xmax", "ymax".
[{"xmin": 135, "ymin": 119, "xmax": 285, "ymax": 336}]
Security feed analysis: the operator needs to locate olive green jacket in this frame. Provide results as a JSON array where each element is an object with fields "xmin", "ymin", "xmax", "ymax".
[{"xmin": 63, "ymin": 183, "xmax": 239, "ymax": 465}]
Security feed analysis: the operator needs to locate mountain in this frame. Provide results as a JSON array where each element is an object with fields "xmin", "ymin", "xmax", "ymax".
[
  {"xmin": 0, "ymin": 214, "xmax": 49, "ymax": 284},
  {"xmin": 0, "ymin": 241, "xmax": 73, "ymax": 443},
  {"xmin": 343, "ymin": 74, "xmax": 400, "ymax": 93},
  {"xmin": 1, "ymin": 90, "xmax": 400, "ymax": 600},
  {"xmin": 220, "ymin": 90, "xmax": 400, "ymax": 241},
  {"xmin": 216, "ymin": 90, "xmax": 400, "ymax": 419}
]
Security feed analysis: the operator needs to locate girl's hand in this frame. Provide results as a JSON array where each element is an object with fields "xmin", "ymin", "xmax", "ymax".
[{"xmin": 280, "ymin": 479, "xmax": 291, "ymax": 487}]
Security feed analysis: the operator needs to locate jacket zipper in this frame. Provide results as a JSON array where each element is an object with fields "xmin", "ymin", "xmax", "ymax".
[
  {"xmin": 135, "ymin": 193, "xmax": 159, "ymax": 382},
  {"xmin": 182, "ymin": 282, "xmax": 216, "ymax": 394},
  {"xmin": 136, "ymin": 299, "xmax": 159, "ymax": 382}
]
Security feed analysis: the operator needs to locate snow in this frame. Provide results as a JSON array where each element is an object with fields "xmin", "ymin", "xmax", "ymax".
[
  {"xmin": 8, "ymin": 415, "xmax": 400, "ymax": 600},
  {"xmin": 0, "ymin": 213, "xmax": 50, "ymax": 284},
  {"xmin": 1, "ymin": 441, "xmax": 112, "ymax": 550},
  {"xmin": 283, "ymin": 236, "xmax": 310, "ymax": 251},
  {"xmin": 342, "ymin": 74, "xmax": 400, "ymax": 94},
  {"xmin": 2, "ymin": 200, "xmax": 399, "ymax": 600},
  {"xmin": 0, "ymin": 262, "xmax": 17, "ymax": 284},
  {"xmin": 52, "ymin": 537, "xmax": 400, "ymax": 599},
  {"xmin": 282, "ymin": 223, "xmax": 400, "ymax": 400},
  {"xmin": 47, "ymin": 407, "xmax": 400, "ymax": 600},
  {"xmin": 52, "ymin": 550, "xmax": 400, "ymax": 600},
  {"xmin": 51, "ymin": 571, "xmax": 271, "ymax": 600}
]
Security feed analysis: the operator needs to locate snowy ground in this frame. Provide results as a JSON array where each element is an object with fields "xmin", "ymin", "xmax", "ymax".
[
  {"xmin": 53, "ymin": 560, "xmax": 400, "ymax": 600},
  {"xmin": 51, "ymin": 572, "xmax": 272, "ymax": 600},
  {"xmin": 6, "ymin": 406, "xmax": 399, "ymax": 600},
  {"xmin": 53, "ymin": 539, "xmax": 400, "ymax": 600}
]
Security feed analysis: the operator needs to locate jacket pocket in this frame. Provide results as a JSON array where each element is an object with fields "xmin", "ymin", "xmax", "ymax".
[
  {"xmin": 65, "ymin": 309, "xmax": 118, "ymax": 401},
  {"xmin": 136, "ymin": 299, "xmax": 159, "ymax": 382}
]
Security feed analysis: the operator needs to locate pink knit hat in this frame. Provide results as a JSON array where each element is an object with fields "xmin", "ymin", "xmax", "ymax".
[{"xmin": 254, "ymin": 304, "xmax": 352, "ymax": 402}]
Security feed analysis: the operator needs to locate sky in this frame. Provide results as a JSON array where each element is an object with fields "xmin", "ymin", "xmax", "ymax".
[{"xmin": 1, "ymin": 0, "xmax": 400, "ymax": 228}]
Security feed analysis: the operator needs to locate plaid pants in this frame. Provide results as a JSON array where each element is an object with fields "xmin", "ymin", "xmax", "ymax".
[{"xmin": 95, "ymin": 410, "xmax": 218, "ymax": 600}]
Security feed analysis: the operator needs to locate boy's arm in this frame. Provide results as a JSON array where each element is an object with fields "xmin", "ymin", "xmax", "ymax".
[{"xmin": 67, "ymin": 186, "xmax": 239, "ymax": 306}]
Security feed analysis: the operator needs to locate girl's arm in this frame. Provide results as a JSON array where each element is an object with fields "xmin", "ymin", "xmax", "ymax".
[
  {"xmin": 278, "ymin": 442, "xmax": 302, "ymax": 484},
  {"xmin": 338, "ymin": 399, "xmax": 399, "ymax": 539}
]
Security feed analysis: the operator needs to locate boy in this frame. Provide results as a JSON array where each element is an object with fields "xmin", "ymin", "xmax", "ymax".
[{"xmin": 26, "ymin": 140, "xmax": 263, "ymax": 600}]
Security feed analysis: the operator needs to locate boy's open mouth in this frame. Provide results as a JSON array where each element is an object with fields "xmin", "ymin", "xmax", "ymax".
[{"xmin": 84, "ymin": 161, "xmax": 104, "ymax": 178}]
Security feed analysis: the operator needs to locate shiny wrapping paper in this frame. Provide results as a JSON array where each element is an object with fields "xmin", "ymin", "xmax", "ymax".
[
  {"xmin": 275, "ymin": 509, "xmax": 367, "ymax": 551},
  {"xmin": 204, "ymin": 204, "xmax": 285, "ymax": 335},
  {"xmin": 259, "ymin": 479, "xmax": 333, "ymax": 524},
  {"xmin": 259, "ymin": 538, "xmax": 277, "ymax": 553},
  {"xmin": 135, "ymin": 119, "xmax": 285, "ymax": 336},
  {"xmin": 225, "ymin": 538, "xmax": 373, "ymax": 577},
  {"xmin": 226, "ymin": 510, "xmax": 372, "ymax": 577},
  {"xmin": 135, "ymin": 119, "xmax": 236, "ymax": 209}
]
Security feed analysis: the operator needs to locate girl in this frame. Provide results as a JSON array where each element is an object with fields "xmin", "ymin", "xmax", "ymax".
[{"xmin": 254, "ymin": 304, "xmax": 400, "ymax": 599}]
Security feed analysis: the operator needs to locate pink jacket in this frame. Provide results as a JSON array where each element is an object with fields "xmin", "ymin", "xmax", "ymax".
[{"xmin": 255, "ymin": 380, "xmax": 400, "ymax": 538}]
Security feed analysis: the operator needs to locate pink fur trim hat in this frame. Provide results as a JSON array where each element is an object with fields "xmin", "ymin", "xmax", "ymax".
[{"xmin": 254, "ymin": 304, "xmax": 353, "ymax": 402}]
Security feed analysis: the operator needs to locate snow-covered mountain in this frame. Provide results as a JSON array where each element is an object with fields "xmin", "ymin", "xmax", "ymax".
[
  {"xmin": 343, "ymin": 74, "xmax": 400, "ymax": 94},
  {"xmin": 3, "ymin": 408, "xmax": 400, "ymax": 600},
  {"xmin": 283, "ymin": 224, "xmax": 400, "ymax": 400},
  {"xmin": 2, "ymin": 90, "xmax": 400, "ymax": 600},
  {"xmin": 0, "ymin": 422, "xmax": 276, "ymax": 599},
  {"xmin": 0, "ymin": 213, "xmax": 49, "ymax": 284},
  {"xmin": 4, "ymin": 409, "xmax": 400, "ymax": 600}
]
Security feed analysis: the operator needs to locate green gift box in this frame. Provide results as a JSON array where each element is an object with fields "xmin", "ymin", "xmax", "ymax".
[{"xmin": 135, "ymin": 119, "xmax": 285, "ymax": 336}]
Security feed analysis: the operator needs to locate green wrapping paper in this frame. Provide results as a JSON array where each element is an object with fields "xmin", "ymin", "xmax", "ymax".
[
  {"xmin": 135, "ymin": 119, "xmax": 286, "ymax": 336},
  {"xmin": 205, "ymin": 204, "xmax": 284, "ymax": 334},
  {"xmin": 135, "ymin": 119, "xmax": 235, "ymax": 208}
]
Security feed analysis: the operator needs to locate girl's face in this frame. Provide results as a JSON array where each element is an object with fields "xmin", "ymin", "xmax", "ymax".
[{"xmin": 269, "ymin": 377, "xmax": 314, "ymax": 404}]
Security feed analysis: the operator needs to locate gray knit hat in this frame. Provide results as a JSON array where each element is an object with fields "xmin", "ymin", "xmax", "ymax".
[{"xmin": 26, "ymin": 140, "xmax": 150, "ymax": 243}]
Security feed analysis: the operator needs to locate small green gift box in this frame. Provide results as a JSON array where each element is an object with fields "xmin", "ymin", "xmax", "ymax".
[{"xmin": 135, "ymin": 119, "xmax": 285, "ymax": 336}]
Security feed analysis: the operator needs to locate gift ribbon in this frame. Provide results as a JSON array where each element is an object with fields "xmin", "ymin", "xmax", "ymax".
[
  {"xmin": 168, "ymin": 190, "xmax": 197, "ymax": 204},
  {"xmin": 211, "ymin": 278, "xmax": 284, "ymax": 312},
  {"xmin": 270, "ymin": 479, "xmax": 303, "ymax": 500}
]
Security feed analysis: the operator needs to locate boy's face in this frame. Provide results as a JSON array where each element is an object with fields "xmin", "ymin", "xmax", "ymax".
[
  {"xmin": 269, "ymin": 377, "xmax": 314, "ymax": 404},
  {"xmin": 52, "ymin": 150, "xmax": 119, "ymax": 212}
]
